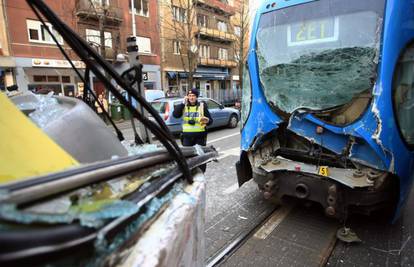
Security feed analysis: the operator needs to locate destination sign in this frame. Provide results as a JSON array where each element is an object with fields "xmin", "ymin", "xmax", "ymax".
[{"xmin": 287, "ymin": 17, "xmax": 338, "ymax": 46}]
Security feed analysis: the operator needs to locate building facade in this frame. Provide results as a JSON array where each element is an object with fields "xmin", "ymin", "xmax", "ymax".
[
  {"xmin": 4, "ymin": 0, "xmax": 162, "ymax": 95},
  {"xmin": 0, "ymin": 0, "xmax": 15, "ymax": 90},
  {"xmin": 160, "ymin": 0, "xmax": 242, "ymax": 104},
  {"xmin": 6, "ymin": 0, "xmax": 80, "ymax": 95}
]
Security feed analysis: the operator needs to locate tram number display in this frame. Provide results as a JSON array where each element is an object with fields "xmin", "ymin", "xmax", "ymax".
[
  {"xmin": 287, "ymin": 17, "xmax": 338, "ymax": 46},
  {"xmin": 318, "ymin": 166, "xmax": 330, "ymax": 177}
]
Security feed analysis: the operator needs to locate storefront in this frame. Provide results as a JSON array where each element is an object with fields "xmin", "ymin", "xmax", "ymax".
[
  {"xmin": 15, "ymin": 57, "xmax": 85, "ymax": 96},
  {"xmin": 165, "ymin": 67, "xmax": 232, "ymax": 101},
  {"xmin": 0, "ymin": 56, "xmax": 16, "ymax": 90},
  {"xmin": 114, "ymin": 63, "xmax": 161, "ymax": 91}
]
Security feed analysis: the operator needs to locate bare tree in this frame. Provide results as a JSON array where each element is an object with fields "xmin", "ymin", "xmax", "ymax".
[
  {"xmin": 232, "ymin": 0, "xmax": 249, "ymax": 90},
  {"xmin": 83, "ymin": 0, "xmax": 119, "ymax": 62},
  {"xmin": 159, "ymin": 0, "xmax": 199, "ymax": 90},
  {"xmin": 76, "ymin": 0, "xmax": 122, "ymax": 99}
]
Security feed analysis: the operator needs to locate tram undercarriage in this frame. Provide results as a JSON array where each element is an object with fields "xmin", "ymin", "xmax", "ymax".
[{"xmin": 237, "ymin": 128, "xmax": 399, "ymax": 220}]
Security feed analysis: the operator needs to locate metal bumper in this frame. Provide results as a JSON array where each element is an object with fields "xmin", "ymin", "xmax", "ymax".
[{"xmin": 252, "ymin": 157, "xmax": 395, "ymax": 219}]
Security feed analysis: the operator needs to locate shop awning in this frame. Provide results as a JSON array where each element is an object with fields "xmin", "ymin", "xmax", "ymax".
[
  {"xmin": 0, "ymin": 57, "xmax": 16, "ymax": 67},
  {"xmin": 55, "ymin": 68, "xmax": 82, "ymax": 77},
  {"xmin": 178, "ymin": 72, "xmax": 188, "ymax": 79},
  {"xmin": 178, "ymin": 67, "xmax": 230, "ymax": 80},
  {"xmin": 166, "ymin": 71, "xmax": 177, "ymax": 79},
  {"xmin": 24, "ymin": 67, "xmax": 60, "ymax": 76},
  {"xmin": 176, "ymin": 72, "xmax": 229, "ymax": 80}
]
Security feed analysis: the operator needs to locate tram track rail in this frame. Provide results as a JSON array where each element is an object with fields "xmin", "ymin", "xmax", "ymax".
[
  {"xmin": 206, "ymin": 206, "xmax": 281, "ymax": 267},
  {"xmin": 207, "ymin": 203, "xmax": 340, "ymax": 267}
]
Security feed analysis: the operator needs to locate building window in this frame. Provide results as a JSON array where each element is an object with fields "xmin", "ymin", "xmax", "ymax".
[
  {"xmin": 234, "ymin": 26, "xmax": 241, "ymax": 36},
  {"xmin": 85, "ymin": 29, "xmax": 113, "ymax": 48},
  {"xmin": 217, "ymin": 20, "xmax": 227, "ymax": 32},
  {"xmin": 33, "ymin": 75, "xmax": 47, "ymax": 82},
  {"xmin": 199, "ymin": 44, "xmax": 210, "ymax": 58},
  {"xmin": 129, "ymin": 0, "xmax": 149, "ymax": 17},
  {"xmin": 235, "ymin": 51, "xmax": 241, "ymax": 61},
  {"xmin": 172, "ymin": 6, "xmax": 186, "ymax": 22},
  {"xmin": 47, "ymin": 76, "xmax": 60, "ymax": 82},
  {"xmin": 137, "ymin": 36, "xmax": 152, "ymax": 54},
  {"xmin": 218, "ymin": 48, "xmax": 228, "ymax": 60},
  {"xmin": 220, "ymin": 80, "xmax": 226, "ymax": 89},
  {"xmin": 173, "ymin": 41, "xmax": 181, "ymax": 55},
  {"xmin": 27, "ymin": 20, "xmax": 63, "ymax": 45},
  {"xmin": 197, "ymin": 14, "xmax": 208, "ymax": 27},
  {"xmin": 91, "ymin": 0, "xmax": 109, "ymax": 6},
  {"xmin": 62, "ymin": 76, "xmax": 71, "ymax": 83}
]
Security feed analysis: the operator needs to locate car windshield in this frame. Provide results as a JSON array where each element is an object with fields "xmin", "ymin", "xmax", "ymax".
[{"xmin": 256, "ymin": 0, "xmax": 385, "ymax": 113}]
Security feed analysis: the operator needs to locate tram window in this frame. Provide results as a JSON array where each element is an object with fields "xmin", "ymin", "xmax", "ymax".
[{"xmin": 394, "ymin": 45, "xmax": 414, "ymax": 146}]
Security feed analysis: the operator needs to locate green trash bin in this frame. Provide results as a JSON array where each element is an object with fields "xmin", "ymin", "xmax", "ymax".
[
  {"xmin": 110, "ymin": 104, "xmax": 123, "ymax": 121},
  {"xmin": 122, "ymin": 105, "xmax": 132, "ymax": 120}
]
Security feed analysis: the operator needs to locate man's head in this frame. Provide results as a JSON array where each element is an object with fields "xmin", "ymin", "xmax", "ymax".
[{"xmin": 187, "ymin": 88, "xmax": 199, "ymax": 104}]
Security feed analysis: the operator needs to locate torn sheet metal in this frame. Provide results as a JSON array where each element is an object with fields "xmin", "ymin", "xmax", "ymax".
[
  {"xmin": 287, "ymin": 112, "xmax": 390, "ymax": 171},
  {"xmin": 0, "ymin": 163, "xmax": 176, "ymax": 227},
  {"xmin": 115, "ymin": 171, "xmax": 206, "ymax": 267},
  {"xmin": 260, "ymin": 157, "xmax": 373, "ymax": 188}
]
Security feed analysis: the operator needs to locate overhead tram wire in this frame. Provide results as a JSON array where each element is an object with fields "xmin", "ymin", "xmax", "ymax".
[{"xmin": 26, "ymin": 0, "xmax": 193, "ymax": 183}]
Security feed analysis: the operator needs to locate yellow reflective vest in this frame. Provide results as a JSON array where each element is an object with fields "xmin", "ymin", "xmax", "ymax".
[{"xmin": 182, "ymin": 104, "xmax": 206, "ymax": 133}]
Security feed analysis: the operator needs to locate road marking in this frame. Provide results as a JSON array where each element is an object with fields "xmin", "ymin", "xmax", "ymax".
[
  {"xmin": 223, "ymin": 183, "xmax": 239, "ymax": 195},
  {"xmin": 207, "ymin": 132, "xmax": 240, "ymax": 144},
  {"xmin": 253, "ymin": 205, "xmax": 293, "ymax": 240},
  {"xmin": 217, "ymin": 147, "xmax": 240, "ymax": 160}
]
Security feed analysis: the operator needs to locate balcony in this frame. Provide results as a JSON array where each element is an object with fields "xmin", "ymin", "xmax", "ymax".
[
  {"xmin": 197, "ymin": 27, "xmax": 236, "ymax": 42},
  {"xmin": 199, "ymin": 58, "xmax": 237, "ymax": 68},
  {"xmin": 196, "ymin": 0, "xmax": 235, "ymax": 16},
  {"xmin": 76, "ymin": 0, "xmax": 123, "ymax": 24}
]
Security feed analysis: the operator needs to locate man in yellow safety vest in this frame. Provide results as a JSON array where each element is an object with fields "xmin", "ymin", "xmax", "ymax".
[{"xmin": 173, "ymin": 89, "xmax": 213, "ymax": 171}]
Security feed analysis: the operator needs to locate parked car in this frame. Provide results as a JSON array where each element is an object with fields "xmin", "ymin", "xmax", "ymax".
[
  {"xmin": 151, "ymin": 97, "xmax": 240, "ymax": 134},
  {"xmin": 145, "ymin": 89, "xmax": 165, "ymax": 102}
]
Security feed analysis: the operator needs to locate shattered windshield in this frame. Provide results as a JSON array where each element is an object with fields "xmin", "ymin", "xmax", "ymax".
[{"xmin": 256, "ymin": 0, "xmax": 385, "ymax": 113}]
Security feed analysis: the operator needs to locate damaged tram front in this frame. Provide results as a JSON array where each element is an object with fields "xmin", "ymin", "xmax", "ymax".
[{"xmin": 237, "ymin": 0, "xmax": 414, "ymax": 220}]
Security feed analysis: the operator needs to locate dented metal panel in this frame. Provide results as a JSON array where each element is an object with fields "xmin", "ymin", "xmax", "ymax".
[{"xmin": 260, "ymin": 157, "xmax": 374, "ymax": 188}]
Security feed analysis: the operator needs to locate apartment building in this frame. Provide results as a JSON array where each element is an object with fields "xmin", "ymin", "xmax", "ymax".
[
  {"xmin": 117, "ymin": 0, "xmax": 162, "ymax": 91},
  {"xmin": 4, "ymin": 0, "xmax": 162, "ymax": 95},
  {"xmin": 0, "ymin": 0, "xmax": 14, "ymax": 90},
  {"xmin": 160, "ymin": 0, "xmax": 242, "ymax": 104},
  {"xmin": 5, "ymin": 0, "xmax": 79, "ymax": 95}
]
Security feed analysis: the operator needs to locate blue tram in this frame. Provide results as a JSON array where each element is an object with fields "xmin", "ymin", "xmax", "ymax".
[{"xmin": 237, "ymin": 0, "xmax": 414, "ymax": 219}]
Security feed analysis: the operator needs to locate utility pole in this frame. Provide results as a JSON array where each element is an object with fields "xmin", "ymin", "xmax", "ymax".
[
  {"xmin": 131, "ymin": 0, "xmax": 136, "ymax": 36},
  {"xmin": 127, "ymin": 1, "xmax": 151, "ymax": 143}
]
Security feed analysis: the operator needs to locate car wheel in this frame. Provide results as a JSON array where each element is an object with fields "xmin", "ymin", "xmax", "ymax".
[{"xmin": 228, "ymin": 114, "xmax": 238, "ymax": 128}]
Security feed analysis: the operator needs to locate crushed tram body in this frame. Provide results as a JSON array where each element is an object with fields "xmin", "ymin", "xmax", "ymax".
[{"xmin": 236, "ymin": 0, "xmax": 414, "ymax": 220}]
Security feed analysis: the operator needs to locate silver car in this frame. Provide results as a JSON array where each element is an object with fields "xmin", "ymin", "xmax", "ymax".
[{"xmin": 151, "ymin": 97, "xmax": 240, "ymax": 134}]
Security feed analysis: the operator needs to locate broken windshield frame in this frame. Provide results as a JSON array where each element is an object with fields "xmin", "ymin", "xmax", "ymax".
[{"xmin": 256, "ymin": 0, "xmax": 385, "ymax": 114}]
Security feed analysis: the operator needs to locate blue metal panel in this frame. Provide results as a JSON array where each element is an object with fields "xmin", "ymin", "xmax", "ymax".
[
  {"xmin": 240, "ymin": 52, "xmax": 282, "ymax": 150},
  {"xmin": 372, "ymin": 0, "xmax": 414, "ymax": 217}
]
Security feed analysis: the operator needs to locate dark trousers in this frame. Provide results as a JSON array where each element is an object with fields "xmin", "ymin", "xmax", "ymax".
[
  {"xmin": 98, "ymin": 113, "xmax": 107, "ymax": 123},
  {"xmin": 181, "ymin": 133, "xmax": 207, "ymax": 172}
]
